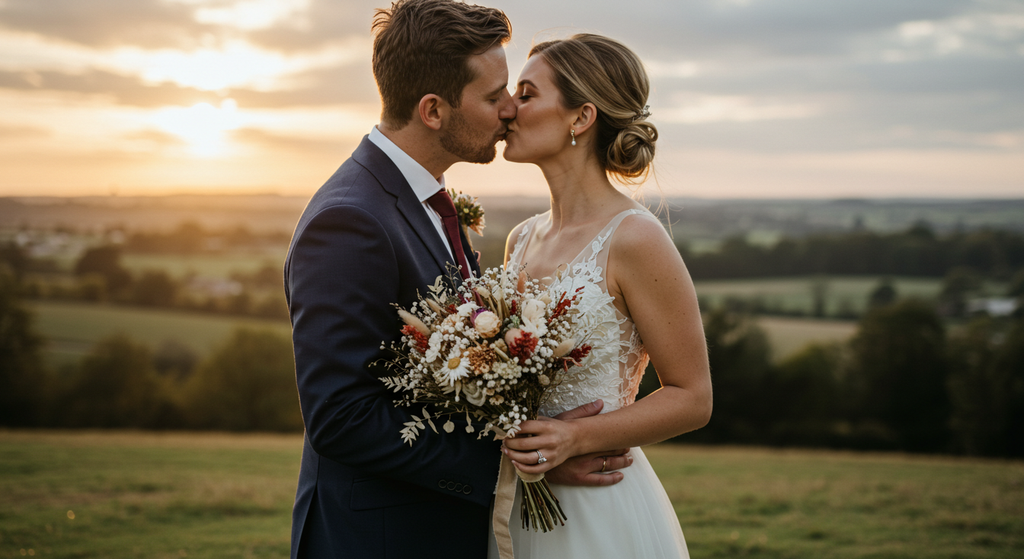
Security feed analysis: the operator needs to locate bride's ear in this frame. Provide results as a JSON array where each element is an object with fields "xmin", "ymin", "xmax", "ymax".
[
  {"xmin": 572, "ymin": 103, "xmax": 598, "ymax": 137},
  {"xmin": 418, "ymin": 94, "xmax": 446, "ymax": 131}
]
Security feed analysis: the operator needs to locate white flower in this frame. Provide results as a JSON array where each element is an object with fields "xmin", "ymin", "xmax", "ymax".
[
  {"xmin": 520, "ymin": 298, "xmax": 548, "ymax": 337},
  {"xmin": 424, "ymin": 332, "xmax": 444, "ymax": 363},
  {"xmin": 474, "ymin": 311, "xmax": 501, "ymax": 338},
  {"xmin": 438, "ymin": 348, "xmax": 471, "ymax": 384}
]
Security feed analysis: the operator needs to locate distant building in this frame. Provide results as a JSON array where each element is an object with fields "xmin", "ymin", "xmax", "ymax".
[{"xmin": 967, "ymin": 298, "xmax": 1019, "ymax": 317}]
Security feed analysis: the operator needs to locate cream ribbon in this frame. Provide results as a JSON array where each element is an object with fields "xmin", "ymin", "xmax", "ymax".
[{"xmin": 492, "ymin": 453, "xmax": 545, "ymax": 559}]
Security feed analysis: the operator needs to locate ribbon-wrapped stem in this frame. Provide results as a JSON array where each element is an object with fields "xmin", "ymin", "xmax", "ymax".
[
  {"xmin": 492, "ymin": 453, "xmax": 569, "ymax": 559},
  {"xmin": 520, "ymin": 477, "xmax": 566, "ymax": 532}
]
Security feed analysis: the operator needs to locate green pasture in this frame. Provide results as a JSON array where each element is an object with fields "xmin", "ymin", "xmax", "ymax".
[
  {"xmin": 693, "ymin": 276, "xmax": 948, "ymax": 316},
  {"xmin": 755, "ymin": 316, "xmax": 857, "ymax": 361},
  {"xmin": 121, "ymin": 253, "xmax": 285, "ymax": 280},
  {"xmin": 28, "ymin": 301, "xmax": 291, "ymax": 369},
  {"xmin": 2, "ymin": 431, "xmax": 1021, "ymax": 559}
]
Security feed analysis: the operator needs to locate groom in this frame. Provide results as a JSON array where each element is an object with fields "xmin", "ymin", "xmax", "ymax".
[{"xmin": 285, "ymin": 1, "xmax": 629, "ymax": 558}]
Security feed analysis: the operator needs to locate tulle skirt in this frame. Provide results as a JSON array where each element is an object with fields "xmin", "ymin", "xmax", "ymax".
[{"xmin": 488, "ymin": 447, "xmax": 689, "ymax": 559}]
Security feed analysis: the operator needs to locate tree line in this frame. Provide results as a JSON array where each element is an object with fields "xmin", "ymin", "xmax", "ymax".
[
  {"xmin": 1, "ymin": 269, "xmax": 301, "ymax": 431},
  {"xmin": 4, "ymin": 262, "xmax": 1023, "ymax": 457},
  {"xmin": 681, "ymin": 222, "xmax": 1024, "ymax": 280},
  {"xmin": 646, "ymin": 301, "xmax": 1024, "ymax": 457}
]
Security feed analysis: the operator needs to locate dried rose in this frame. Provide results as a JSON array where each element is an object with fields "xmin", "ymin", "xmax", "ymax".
[{"xmin": 473, "ymin": 310, "xmax": 501, "ymax": 338}]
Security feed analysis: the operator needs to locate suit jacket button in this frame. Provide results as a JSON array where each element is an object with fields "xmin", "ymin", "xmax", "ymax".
[
  {"xmin": 438, "ymin": 480, "xmax": 447, "ymax": 489},
  {"xmin": 446, "ymin": 481, "xmax": 456, "ymax": 491},
  {"xmin": 463, "ymin": 485, "xmax": 472, "ymax": 495}
]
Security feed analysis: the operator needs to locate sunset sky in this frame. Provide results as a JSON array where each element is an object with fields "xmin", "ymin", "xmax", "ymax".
[{"xmin": 1, "ymin": 0, "xmax": 1022, "ymax": 198}]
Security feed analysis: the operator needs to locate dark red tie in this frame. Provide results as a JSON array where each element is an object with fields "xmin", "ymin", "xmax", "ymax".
[{"xmin": 426, "ymin": 189, "xmax": 472, "ymax": 280}]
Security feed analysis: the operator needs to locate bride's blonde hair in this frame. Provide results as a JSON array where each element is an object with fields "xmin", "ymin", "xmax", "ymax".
[{"xmin": 529, "ymin": 34, "xmax": 657, "ymax": 183}]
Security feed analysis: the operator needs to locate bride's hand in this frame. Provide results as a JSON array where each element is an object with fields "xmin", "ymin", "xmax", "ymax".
[{"xmin": 502, "ymin": 416, "xmax": 580, "ymax": 474}]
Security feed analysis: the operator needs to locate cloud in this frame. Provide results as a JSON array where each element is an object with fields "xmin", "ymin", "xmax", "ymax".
[
  {"xmin": 0, "ymin": 69, "xmax": 222, "ymax": 106},
  {"xmin": 660, "ymin": 94, "xmax": 819, "ymax": 124},
  {"xmin": 0, "ymin": 0, "xmax": 216, "ymax": 49},
  {"xmin": 0, "ymin": 123, "xmax": 51, "ymax": 139}
]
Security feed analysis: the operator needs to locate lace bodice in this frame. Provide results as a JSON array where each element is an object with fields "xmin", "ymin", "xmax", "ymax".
[{"xmin": 508, "ymin": 209, "xmax": 655, "ymax": 416}]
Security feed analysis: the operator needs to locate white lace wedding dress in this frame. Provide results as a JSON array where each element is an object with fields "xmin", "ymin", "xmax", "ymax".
[{"xmin": 487, "ymin": 209, "xmax": 690, "ymax": 559}]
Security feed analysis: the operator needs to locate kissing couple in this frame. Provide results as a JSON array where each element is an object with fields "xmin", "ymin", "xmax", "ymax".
[{"xmin": 284, "ymin": 1, "xmax": 712, "ymax": 558}]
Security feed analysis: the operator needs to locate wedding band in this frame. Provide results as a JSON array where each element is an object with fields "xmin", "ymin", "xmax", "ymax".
[
  {"xmin": 600, "ymin": 458, "xmax": 607, "ymax": 473},
  {"xmin": 536, "ymin": 450, "xmax": 547, "ymax": 464}
]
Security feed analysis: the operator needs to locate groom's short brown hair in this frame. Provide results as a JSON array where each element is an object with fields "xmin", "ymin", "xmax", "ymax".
[{"xmin": 372, "ymin": 0, "xmax": 511, "ymax": 128}]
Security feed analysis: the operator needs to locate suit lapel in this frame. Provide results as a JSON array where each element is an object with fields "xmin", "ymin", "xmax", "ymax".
[{"xmin": 351, "ymin": 137, "xmax": 457, "ymax": 279}]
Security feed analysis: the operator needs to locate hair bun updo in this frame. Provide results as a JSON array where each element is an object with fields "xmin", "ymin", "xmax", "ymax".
[
  {"xmin": 529, "ymin": 33, "xmax": 658, "ymax": 183},
  {"xmin": 608, "ymin": 119, "xmax": 657, "ymax": 180}
]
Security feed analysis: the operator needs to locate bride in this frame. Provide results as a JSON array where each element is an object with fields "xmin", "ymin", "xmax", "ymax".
[{"xmin": 488, "ymin": 34, "xmax": 713, "ymax": 558}]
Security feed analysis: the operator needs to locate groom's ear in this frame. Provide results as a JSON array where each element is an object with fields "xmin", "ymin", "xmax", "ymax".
[
  {"xmin": 573, "ymin": 103, "xmax": 598, "ymax": 136},
  {"xmin": 418, "ymin": 94, "xmax": 447, "ymax": 131}
]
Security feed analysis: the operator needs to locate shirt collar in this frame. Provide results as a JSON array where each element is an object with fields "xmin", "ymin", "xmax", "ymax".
[{"xmin": 368, "ymin": 125, "xmax": 445, "ymax": 202}]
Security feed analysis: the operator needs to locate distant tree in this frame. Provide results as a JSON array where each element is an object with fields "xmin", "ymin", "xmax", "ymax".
[
  {"xmin": 947, "ymin": 318, "xmax": 1011, "ymax": 456},
  {"xmin": 766, "ymin": 342, "xmax": 844, "ymax": 444},
  {"xmin": 60, "ymin": 335, "xmax": 173, "ymax": 428},
  {"xmin": 153, "ymin": 339, "xmax": 200, "ymax": 378},
  {"xmin": 0, "ymin": 270, "xmax": 45, "ymax": 426},
  {"xmin": 132, "ymin": 270, "xmax": 177, "ymax": 306},
  {"xmin": 846, "ymin": 299, "xmax": 949, "ymax": 451},
  {"xmin": 1008, "ymin": 269, "xmax": 1024, "ymax": 298},
  {"xmin": 693, "ymin": 310, "xmax": 773, "ymax": 442},
  {"xmin": 867, "ymin": 277, "xmax": 898, "ymax": 309},
  {"xmin": 74, "ymin": 245, "xmax": 132, "ymax": 294},
  {"xmin": 0, "ymin": 242, "xmax": 29, "ymax": 280},
  {"xmin": 183, "ymin": 328, "xmax": 301, "ymax": 431},
  {"xmin": 938, "ymin": 267, "xmax": 983, "ymax": 317}
]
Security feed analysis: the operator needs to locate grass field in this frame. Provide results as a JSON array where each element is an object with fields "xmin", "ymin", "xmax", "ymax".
[
  {"xmin": 692, "ymin": 276, "xmax": 947, "ymax": 317},
  {"xmin": 754, "ymin": 316, "xmax": 857, "ymax": 361},
  {"xmin": 121, "ymin": 253, "xmax": 285, "ymax": 280},
  {"xmin": 2, "ymin": 431, "xmax": 1021, "ymax": 559},
  {"xmin": 28, "ymin": 301, "xmax": 291, "ymax": 369}
]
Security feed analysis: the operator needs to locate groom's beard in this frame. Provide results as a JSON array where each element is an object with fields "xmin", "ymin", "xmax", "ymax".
[{"xmin": 440, "ymin": 109, "xmax": 501, "ymax": 164}]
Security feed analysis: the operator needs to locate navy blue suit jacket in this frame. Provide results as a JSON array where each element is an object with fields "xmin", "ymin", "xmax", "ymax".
[{"xmin": 285, "ymin": 137, "xmax": 499, "ymax": 558}]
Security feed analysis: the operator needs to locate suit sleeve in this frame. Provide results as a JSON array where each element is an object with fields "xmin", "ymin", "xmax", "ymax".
[{"xmin": 288, "ymin": 204, "xmax": 499, "ymax": 507}]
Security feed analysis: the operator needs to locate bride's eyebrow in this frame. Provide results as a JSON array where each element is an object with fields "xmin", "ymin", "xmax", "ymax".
[{"xmin": 517, "ymin": 79, "xmax": 536, "ymax": 89}]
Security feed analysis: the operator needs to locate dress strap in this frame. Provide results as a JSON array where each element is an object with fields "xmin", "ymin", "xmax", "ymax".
[
  {"xmin": 570, "ymin": 208, "xmax": 653, "ymax": 267},
  {"xmin": 507, "ymin": 213, "xmax": 544, "ymax": 269}
]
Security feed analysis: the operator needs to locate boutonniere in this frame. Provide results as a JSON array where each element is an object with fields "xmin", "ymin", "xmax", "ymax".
[{"xmin": 448, "ymin": 188, "xmax": 485, "ymax": 236}]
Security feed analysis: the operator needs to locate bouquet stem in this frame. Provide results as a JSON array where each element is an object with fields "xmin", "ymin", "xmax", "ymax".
[{"xmin": 520, "ymin": 478, "xmax": 567, "ymax": 532}]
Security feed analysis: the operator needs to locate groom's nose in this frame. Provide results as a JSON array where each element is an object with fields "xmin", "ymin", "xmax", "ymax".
[{"xmin": 498, "ymin": 89, "xmax": 516, "ymax": 122}]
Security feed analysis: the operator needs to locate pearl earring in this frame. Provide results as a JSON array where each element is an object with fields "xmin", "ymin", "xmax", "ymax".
[{"xmin": 570, "ymin": 128, "xmax": 576, "ymax": 146}]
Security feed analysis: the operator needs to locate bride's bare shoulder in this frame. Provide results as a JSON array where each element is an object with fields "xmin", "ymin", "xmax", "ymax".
[{"xmin": 503, "ymin": 212, "xmax": 548, "ymax": 264}]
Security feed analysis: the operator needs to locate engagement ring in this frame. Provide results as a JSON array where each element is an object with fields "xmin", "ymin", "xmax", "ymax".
[{"xmin": 536, "ymin": 450, "xmax": 547, "ymax": 464}]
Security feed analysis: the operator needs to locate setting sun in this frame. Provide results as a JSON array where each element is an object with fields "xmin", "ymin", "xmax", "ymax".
[{"xmin": 152, "ymin": 100, "xmax": 241, "ymax": 156}]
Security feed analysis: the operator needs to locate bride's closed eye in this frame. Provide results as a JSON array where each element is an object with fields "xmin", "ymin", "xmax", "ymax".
[{"xmin": 518, "ymin": 95, "xmax": 532, "ymax": 101}]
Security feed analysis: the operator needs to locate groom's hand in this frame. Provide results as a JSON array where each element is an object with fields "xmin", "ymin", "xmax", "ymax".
[{"xmin": 544, "ymin": 400, "xmax": 632, "ymax": 487}]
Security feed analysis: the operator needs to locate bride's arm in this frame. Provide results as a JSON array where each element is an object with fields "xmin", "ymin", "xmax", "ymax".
[{"xmin": 503, "ymin": 214, "xmax": 712, "ymax": 473}]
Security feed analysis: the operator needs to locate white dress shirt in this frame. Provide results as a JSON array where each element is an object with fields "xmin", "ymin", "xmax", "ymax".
[{"xmin": 367, "ymin": 126, "xmax": 454, "ymax": 258}]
